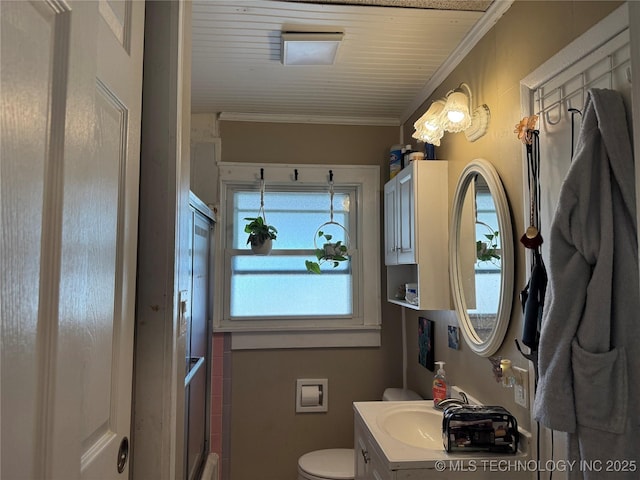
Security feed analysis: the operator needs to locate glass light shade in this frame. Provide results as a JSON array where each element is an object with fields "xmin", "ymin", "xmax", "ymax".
[
  {"xmin": 441, "ymin": 90, "xmax": 472, "ymax": 133},
  {"xmin": 412, "ymin": 125, "xmax": 444, "ymax": 146},
  {"xmin": 412, "ymin": 100, "xmax": 445, "ymax": 146}
]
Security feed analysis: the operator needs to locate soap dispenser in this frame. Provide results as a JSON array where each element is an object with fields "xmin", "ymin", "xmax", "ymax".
[{"xmin": 432, "ymin": 361, "xmax": 448, "ymax": 407}]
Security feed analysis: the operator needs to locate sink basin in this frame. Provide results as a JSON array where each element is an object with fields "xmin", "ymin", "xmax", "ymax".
[{"xmin": 377, "ymin": 406, "xmax": 443, "ymax": 449}]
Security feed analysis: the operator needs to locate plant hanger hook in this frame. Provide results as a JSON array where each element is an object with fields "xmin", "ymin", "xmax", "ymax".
[
  {"xmin": 259, "ymin": 168, "xmax": 266, "ymax": 220},
  {"xmin": 313, "ymin": 170, "xmax": 350, "ymax": 249}
]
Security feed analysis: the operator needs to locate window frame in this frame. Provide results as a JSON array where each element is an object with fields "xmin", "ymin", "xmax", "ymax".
[
  {"xmin": 213, "ymin": 162, "xmax": 381, "ymax": 349},
  {"xmin": 226, "ymin": 185, "xmax": 359, "ymax": 321}
]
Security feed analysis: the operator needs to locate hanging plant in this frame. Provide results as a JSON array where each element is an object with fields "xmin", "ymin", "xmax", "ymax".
[
  {"xmin": 244, "ymin": 215, "xmax": 277, "ymax": 254},
  {"xmin": 305, "ymin": 170, "xmax": 351, "ymax": 274},
  {"xmin": 245, "ymin": 169, "xmax": 277, "ymax": 255},
  {"xmin": 305, "ymin": 231, "xmax": 349, "ymax": 274}
]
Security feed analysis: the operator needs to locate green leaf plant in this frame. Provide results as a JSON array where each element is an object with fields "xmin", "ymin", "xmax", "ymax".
[
  {"xmin": 476, "ymin": 230, "xmax": 500, "ymax": 264},
  {"xmin": 244, "ymin": 216, "xmax": 277, "ymax": 247},
  {"xmin": 305, "ymin": 231, "xmax": 349, "ymax": 274}
]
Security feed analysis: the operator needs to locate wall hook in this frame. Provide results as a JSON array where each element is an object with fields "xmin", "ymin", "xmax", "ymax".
[{"xmin": 568, "ymin": 108, "xmax": 582, "ymax": 161}]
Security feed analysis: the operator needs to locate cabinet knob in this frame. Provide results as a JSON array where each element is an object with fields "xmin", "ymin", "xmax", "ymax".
[{"xmin": 361, "ymin": 448, "xmax": 370, "ymax": 464}]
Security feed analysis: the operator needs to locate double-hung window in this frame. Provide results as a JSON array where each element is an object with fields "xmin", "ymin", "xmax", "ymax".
[{"xmin": 215, "ymin": 163, "xmax": 381, "ymax": 349}]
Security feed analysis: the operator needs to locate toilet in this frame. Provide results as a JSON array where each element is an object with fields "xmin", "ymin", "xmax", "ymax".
[{"xmin": 297, "ymin": 388, "xmax": 421, "ymax": 480}]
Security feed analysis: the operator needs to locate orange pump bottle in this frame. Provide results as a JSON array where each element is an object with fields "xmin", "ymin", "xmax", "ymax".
[{"xmin": 432, "ymin": 361, "xmax": 448, "ymax": 407}]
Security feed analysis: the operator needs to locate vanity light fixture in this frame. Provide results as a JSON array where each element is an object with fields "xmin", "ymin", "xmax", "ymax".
[
  {"xmin": 281, "ymin": 32, "xmax": 344, "ymax": 65},
  {"xmin": 412, "ymin": 82, "xmax": 491, "ymax": 144}
]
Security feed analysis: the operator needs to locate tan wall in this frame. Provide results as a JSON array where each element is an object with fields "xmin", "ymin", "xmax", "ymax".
[
  {"xmin": 401, "ymin": 0, "xmax": 621, "ymax": 431},
  {"xmin": 219, "ymin": 121, "xmax": 403, "ymax": 480},
  {"xmin": 217, "ymin": 2, "xmax": 621, "ymax": 478}
]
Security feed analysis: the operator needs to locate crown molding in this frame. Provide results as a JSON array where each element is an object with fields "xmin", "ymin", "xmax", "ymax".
[
  {"xmin": 400, "ymin": 0, "xmax": 514, "ymax": 124},
  {"xmin": 218, "ymin": 112, "xmax": 400, "ymax": 126}
]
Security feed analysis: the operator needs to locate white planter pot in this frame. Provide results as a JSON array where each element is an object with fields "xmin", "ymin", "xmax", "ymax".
[{"xmin": 250, "ymin": 237, "xmax": 272, "ymax": 255}]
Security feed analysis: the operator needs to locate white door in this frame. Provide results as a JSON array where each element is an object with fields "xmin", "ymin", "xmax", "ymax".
[{"xmin": 0, "ymin": 1, "xmax": 144, "ymax": 479}]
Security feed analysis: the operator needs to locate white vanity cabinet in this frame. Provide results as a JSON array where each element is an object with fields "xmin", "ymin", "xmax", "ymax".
[
  {"xmin": 354, "ymin": 401, "xmax": 531, "ymax": 480},
  {"xmin": 354, "ymin": 405, "xmax": 447, "ymax": 480},
  {"xmin": 384, "ymin": 161, "xmax": 450, "ymax": 310}
]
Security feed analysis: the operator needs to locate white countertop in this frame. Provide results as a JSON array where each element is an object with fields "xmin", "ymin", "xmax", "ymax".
[{"xmin": 353, "ymin": 400, "xmax": 530, "ymax": 471}]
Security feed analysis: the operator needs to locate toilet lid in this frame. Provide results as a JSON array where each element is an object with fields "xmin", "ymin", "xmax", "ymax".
[{"xmin": 298, "ymin": 449, "xmax": 354, "ymax": 479}]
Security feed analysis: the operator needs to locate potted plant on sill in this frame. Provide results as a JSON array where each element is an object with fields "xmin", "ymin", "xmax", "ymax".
[
  {"xmin": 305, "ymin": 231, "xmax": 349, "ymax": 274},
  {"xmin": 244, "ymin": 215, "xmax": 277, "ymax": 255}
]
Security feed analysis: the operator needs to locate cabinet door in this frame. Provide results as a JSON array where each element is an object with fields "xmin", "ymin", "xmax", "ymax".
[
  {"xmin": 355, "ymin": 431, "xmax": 370, "ymax": 480},
  {"xmin": 370, "ymin": 450, "xmax": 394, "ymax": 480},
  {"xmin": 383, "ymin": 179, "xmax": 398, "ymax": 265},
  {"xmin": 397, "ymin": 167, "xmax": 416, "ymax": 264},
  {"xmin": 355, "ymin": 414, "xmax": 395, "ymax": 480}
]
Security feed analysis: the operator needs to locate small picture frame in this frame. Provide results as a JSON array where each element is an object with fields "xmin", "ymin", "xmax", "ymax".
[
  {"xmin": 448, "ymin": 325, "xmax": 460, "ymax": 350},
  {"xmin": 418, "ymin": 317, "xmax": 435, "ymax": 371}
]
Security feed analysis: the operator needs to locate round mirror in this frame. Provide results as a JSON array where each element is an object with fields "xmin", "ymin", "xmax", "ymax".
[{"xmin": 449, "ymin": 159, "xmax": 514, "ymax": 357}]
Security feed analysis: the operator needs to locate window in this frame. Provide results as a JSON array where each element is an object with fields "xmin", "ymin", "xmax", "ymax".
[
  {"xmin": 214, "ymin": 163, "xmax": 381, "ymax": 349},
  {"xmin": 230, "ymin": 189, "xmax": 354, "ymax": 318}
]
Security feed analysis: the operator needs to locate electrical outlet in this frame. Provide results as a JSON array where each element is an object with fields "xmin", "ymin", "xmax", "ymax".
[{"xmin": 513, "ymin": 366, "xmax": 528, "ymax": 407}]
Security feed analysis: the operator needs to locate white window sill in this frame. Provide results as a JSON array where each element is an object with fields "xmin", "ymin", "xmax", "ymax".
[{"xmin": 226, "ymin": 326, "xmax": 381, "ymax": 350}]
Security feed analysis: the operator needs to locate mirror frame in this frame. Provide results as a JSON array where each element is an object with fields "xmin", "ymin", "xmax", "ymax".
[{"xmin": 449, "ymin": 158, "xmax": 514, "ymax": 357}]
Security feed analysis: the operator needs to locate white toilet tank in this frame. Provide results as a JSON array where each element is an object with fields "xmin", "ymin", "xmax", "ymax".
[{"xmin": 382, "ymin": 388, "xmax": 422, "ymax": 401}]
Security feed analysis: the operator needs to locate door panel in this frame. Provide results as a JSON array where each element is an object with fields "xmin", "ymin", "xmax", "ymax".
[
  {"xmin": 191, "ymin": 212, "xmax": 211, "ymax": 359},
  {"xmin": 398, "ymin": 170, "xmax": 415, "ymax": 262},
  {"xmin": 1, "ymin": 2, "xmax": 61, "ymax": 478},
  {"xmin": 78, "ymin": 79, "xmax": 128, "ymax": 473},
  {"xmin": 81, "ymin": 1, "xmax": 144, "ymax": 478},
  {"xmin": 383, "ymin": 180, "xmax": 397, "ymax": 265},
  {"xmin": 1, "ymin": 1, "xmax": 144, "ymax": 479},
  {"xmin": 185, "ymin": 207, "xmax": 213, "ymax": 480},
  {"xmin": 99, "ymin": 0, "xmax": 131, "ymax": 50}
]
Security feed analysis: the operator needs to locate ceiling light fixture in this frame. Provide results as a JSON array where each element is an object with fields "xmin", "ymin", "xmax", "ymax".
[{"xmin": 281, "ymin": 32, "xmax": 344, "ymax": 65}]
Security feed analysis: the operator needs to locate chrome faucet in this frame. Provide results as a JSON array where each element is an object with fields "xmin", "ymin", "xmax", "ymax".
[{"xmin": 435, "ymin": 391, "xmax": 469, "ymax": 410}]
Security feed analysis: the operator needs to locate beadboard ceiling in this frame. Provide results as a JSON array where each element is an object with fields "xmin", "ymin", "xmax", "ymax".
[{"xmin": 191, "ymin": 0, "xmax": 510, "ymax": 126}]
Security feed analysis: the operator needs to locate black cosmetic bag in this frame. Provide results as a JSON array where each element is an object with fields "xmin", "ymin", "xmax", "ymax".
[{"xmin": 442, "ymin": 405, "xmax": 519, "ymax": 453}]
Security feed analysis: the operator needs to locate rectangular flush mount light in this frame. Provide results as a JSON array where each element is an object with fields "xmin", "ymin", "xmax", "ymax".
[{"xmin": 281, "ymin": 32, "xmax": 343, "ymax": 65}]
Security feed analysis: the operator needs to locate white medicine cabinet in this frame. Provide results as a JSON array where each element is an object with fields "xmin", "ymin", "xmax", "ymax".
[{"xmin": 383, "ymin": 160, "xmax": 450, "ymax": 310}]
